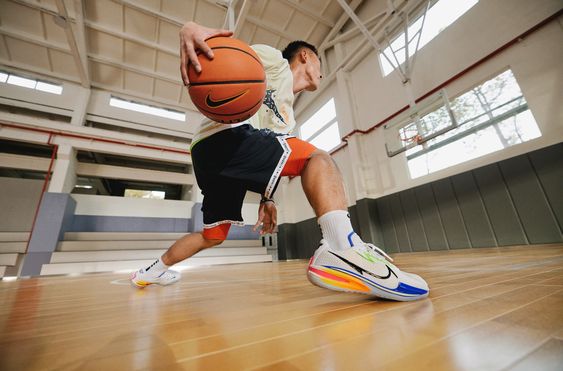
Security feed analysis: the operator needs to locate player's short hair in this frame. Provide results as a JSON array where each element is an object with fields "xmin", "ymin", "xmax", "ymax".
[{"xmin": 282, "ymin": 41, "xmax": 319, "ymax": 63}]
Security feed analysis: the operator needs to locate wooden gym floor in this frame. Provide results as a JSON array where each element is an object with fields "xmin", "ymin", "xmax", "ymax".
[{"xmin": 1, "ymin": 244, "xmax": 563, "ymax": 371}]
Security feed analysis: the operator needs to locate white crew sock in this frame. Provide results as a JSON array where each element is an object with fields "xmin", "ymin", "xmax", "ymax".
[
  {"xmin": 144, "ymin": 257, "xmax": 169, "ymax": 276},
  {"xmin": 318, "ymin": 210, "xmax": 363, "ymax": 251}
]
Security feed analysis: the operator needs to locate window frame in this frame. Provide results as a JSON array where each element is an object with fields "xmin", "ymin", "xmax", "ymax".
[
  {"xmin": 402, "ymin": 68, "xmax": 540, "ymax": 178},
  {"xmin": 299, "ymin": 98, "xmax": 342, "ymax": 152}
]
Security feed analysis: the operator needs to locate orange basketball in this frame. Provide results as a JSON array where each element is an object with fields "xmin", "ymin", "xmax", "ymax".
[{"xmin": 187, "ymin": 37, "xmax": 266, "ymax": 124}]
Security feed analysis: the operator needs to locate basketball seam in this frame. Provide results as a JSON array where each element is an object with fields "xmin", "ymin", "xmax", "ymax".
[
  {"xmin": 209, "ymin": 46, "xmax": 263, "ymax": 66},
  {"xmin": 188, "ymin": 80, "xmax": 265, "ymax": 87}
]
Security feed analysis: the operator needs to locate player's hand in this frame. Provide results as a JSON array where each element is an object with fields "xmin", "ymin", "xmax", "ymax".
[
  {"xmin": 253, "ymin": 201, "xmax": 277, "ymax": 235},
  {"xmin": 180, "ymin": 21, "xmax": 233, "ymax": 86}
]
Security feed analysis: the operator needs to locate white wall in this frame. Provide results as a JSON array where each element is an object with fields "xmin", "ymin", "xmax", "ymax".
[
  {"xmin": 0, "ymin": 177, "xmax": 43, "ymax": 231},
  {"xmin": 72, "ymin": 194, "xmax": 194, "ymax": 218},
  {"xmin": 282, "ymin": 0, "xmax": 563, "ymax": 224},
  {"xmin": 71, "ymin": 193, "xmax": 261, "ymax": 225}
]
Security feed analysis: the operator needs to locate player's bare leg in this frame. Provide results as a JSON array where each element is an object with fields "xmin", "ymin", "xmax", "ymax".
[
  {"xmin": 131, "ymin": 233, "xmax": 221, "ymax": 288},
  {"xmin": 301, "ymin": 149, "xmax": 348, "ymax": 217},
  {"xmin": 301, "ymin": 149, "xmax": 429, "ymax": 301},
  {"xmin": 162, "ymin": 233, "xmax": 221, "ymax": 265}
]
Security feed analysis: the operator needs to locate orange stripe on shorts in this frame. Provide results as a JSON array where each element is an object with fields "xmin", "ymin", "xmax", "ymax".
[
  {"xmin": 202, "ymin": 223, "xmax": 231, "ymax": 240},
  {"xmin": 281, "ymin": 138, "xmax": 317, "ymax": 177}
]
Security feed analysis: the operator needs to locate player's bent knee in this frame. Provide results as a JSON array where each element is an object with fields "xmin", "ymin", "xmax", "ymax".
[
  {"xmin": 305, "ymin": 150, "xmax": 333, "ymax": 170},
  {"xmin": 202, "ymin": 237, "xmax": 224, "ymax": 248},
  {"xmin": 312, "ymin": 149, "xmax": 330, "ymax": 158},
  {"xmin": 201, "ymin": 223, "xmax": 231, "ymax": 246}
]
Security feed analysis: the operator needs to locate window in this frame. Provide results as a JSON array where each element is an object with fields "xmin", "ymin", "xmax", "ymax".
[
  {"xmin": 380, "ymin": 0, "xmax": 478, "ymax": 76},
  {"xmin": 406, "ymin": 70, "xmax": 541, "ymax": 178},
  {"xmin": 0, "ymin": 70, "xmax": 63, "ymax": 94},
  {"xmin": 110, "ymin": 96, "xmax": 186, "ymax": 122},
  {"xmin": 299, "ymin": 98, "xmax": 341, "ymax": 151},
  {"xmin": 124, "ymin": 189, "xmax": 165, "ymax": 199}
]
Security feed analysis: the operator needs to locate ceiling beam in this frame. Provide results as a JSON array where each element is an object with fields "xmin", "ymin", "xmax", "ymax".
[
  {"xmin": 319, "ymin": 0, "xmax": 363, "ymax": 50},
  {"xmin": 0, "ymin": 26, "xmax": 185, "ymax": 88},
  {"xmin": 324, "ymin": 10, "xmax": 388, "ymax": 48},
  {"xmin": 110, "ymin": 0, "xmax": 183, "ymax": 27},
  {"xmin": 0, "ymin": 26, "xmax": 69, "ymax": 54},
  {"xmin": 114, "ymin": 0, "xmax": 298, "ymax": 43},
  {"xmin": 294, "ymin": 0, "xmax": 364, "ymax": 110},
  {"xmin": 244, "ymin": 15, "xmax": 296, "ymax": 41},
  {"xmin": 277, "ymin": 0, "xmax": 334, "ymax": 27},
  {"xmin": 85, "ymin": 22, "xmax": 177, "ymax": 57},
  {"xmin": 74, "ymin": 0, "xmax": 90, "ymax": 78},
  {"xmin": 10, "ymin": 0, "xmax": 73, "ymax": 21},
  {"xmin": 88, "ymin": 54, "xmax": 179, "ymax": 85},
  {"xmin": 54, "ymin": 0, "xmax": 90, "ymax": 87},
  {"xmin": 233, "ymin": 0, "xmax": 251, "ymax": 38}
]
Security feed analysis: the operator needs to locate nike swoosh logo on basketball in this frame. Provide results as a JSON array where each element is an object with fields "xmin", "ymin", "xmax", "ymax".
[
  {"xmin": 329, "ymin": 251, "xmax": 398, "ymax": 280},
  {"xmin": 205, "ymin": 90, "xmax": 248, "ymax": 108}
]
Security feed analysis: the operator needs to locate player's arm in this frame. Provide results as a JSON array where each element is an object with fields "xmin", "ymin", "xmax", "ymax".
[
  {"xmin": 179, "ymin": 21, "xmax": 233, "ymax": 85},
  {"xmin": 253, "ymin": 196, "xmax": 277, "ymax": 235}
]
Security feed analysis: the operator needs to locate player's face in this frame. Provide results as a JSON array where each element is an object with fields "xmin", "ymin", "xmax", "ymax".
[{"xmin": 305, "ymin": 51, "xmax": 322, "ymax": 91}]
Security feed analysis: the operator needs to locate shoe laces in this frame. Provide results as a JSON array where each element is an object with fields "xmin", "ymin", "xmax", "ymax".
[
  {"xmin": 160, "ymin": 270, "xmax": 177, "ymax": 279},
  {"xmin": 364, "ymin": 243, "xmax": 394, "ymax": 262}
]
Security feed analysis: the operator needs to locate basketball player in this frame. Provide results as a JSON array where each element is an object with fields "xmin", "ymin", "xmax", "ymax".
[{"xmin": 131, "ymin": 22, "xmax": 429, "ymax": 301}]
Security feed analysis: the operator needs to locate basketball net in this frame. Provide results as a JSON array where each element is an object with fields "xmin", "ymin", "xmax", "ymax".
[{"xmin": 398, "ymin": 130, "xmax": 423, "ymax": 146}]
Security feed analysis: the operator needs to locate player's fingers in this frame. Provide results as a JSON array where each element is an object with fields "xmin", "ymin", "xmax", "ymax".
[
  {"xmin": 259, "ymin": 219, "xmax": 268, "ymax": 234},
  {"xmin": 215, "ymin": 29, "xmax": 233, "ymax": 37},
  {"xmin": 264, "ymin": 219, "xmax": 274, "ymax": 234},
  {"xmin": 185, "ymin": 42, "xmax": 201, "ymax": 73},
  {"xmin": 195, "ymin": 37, "xmax": 214, "ymax": 59},
  {"xmin": 253, "ymin": 215, "xmax": 263, "ymax": 232},
  {"xmin": 180, "ymin": 46, "xmax": 189, "ymax": 86}
]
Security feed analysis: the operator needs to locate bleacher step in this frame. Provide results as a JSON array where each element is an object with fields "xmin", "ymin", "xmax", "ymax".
[
  {"xmin": 0, "ymin": 254, "xmax": 18, "ymax": 266},
  {"xmin": 63, "ymin": 232, "xmax": 188, "ymax": 241},
  {"xmin": 40, "ymin": 255, "xmax": 273, "ymax": 275},
  {"xmin": 0, "ymin": 232, "xmax": 29, "ymax": 242},
  {"xmin": 50, "ymin": 247, "xmax": 267, "ymax": 263},
  {"xmin": 0, "ymin": 242, "xmax": 27, "ymax": 253},
  {"xmin": 58, "ymin": 239, "xmax": 262, "ymax": 251}
]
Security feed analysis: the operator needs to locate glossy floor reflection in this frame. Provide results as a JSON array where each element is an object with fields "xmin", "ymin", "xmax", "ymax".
[{"xmin": 1, "ymin": 244, "xmax": 562, "ymax": 370}]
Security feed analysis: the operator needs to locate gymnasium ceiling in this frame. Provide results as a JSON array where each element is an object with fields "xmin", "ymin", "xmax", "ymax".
[{"xmin": 0, "ymin": 0, "xmax": 363, "ymax": 114}]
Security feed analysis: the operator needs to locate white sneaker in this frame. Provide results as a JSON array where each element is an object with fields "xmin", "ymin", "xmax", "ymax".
[
  {"xmin": 130, "ymin": 269, "xmax": 181, "ymax": 288},
  {"xmin": 307, "ymin": 238, "xmax": 429, "ymax": 301}
]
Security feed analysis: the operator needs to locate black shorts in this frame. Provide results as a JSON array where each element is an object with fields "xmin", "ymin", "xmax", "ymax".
[{"xmin": 191, "ymin": 124, "xmax": 291, "ymax": 228}]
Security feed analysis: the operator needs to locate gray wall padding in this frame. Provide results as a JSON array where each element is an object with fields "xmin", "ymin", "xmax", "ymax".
[
  {"xmin": 70, "ymin": 215, "xmax": 191, "ymax": 233},
  {"xmin": 278, "ymin": 143, "xmax": 563, "ymax": 259}
]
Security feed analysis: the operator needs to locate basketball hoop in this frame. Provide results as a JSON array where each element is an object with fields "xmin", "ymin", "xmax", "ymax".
[{"xmin": 398, "ymin": 132, "xmax": 423, "ymax": 146}]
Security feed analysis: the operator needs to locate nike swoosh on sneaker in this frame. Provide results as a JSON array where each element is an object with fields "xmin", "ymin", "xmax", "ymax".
[
  {"xmin": 329, "ymin": 251, "xmax": 398, "ymax": 280},
  {"xmin": 205, "ymin": 90, "xmax": 248, "ymax": 108}
]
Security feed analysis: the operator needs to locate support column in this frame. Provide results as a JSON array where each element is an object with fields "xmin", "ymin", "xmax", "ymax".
[
  {"xmin": 20, "ymin": 193, "xmax": 76, "ymax": 277},
  {"xmin": 334, "ymin": 43, "xmax": 368, "ymax": 202},
  {"xmin": 70, "ymin": 87, "xmax": 91, "ymax": 126},
  {"xmin": 21, "ymin": 144, "xmax": 78, "ymax": 276},
  {"xmin": 191, "ymin": 184, "xmax": 203, "ymax": 203},
  {"xmin": 189, "ymin": 185, "xmax": 204, "ymax": 232},
  {"xmin": 48, "ymin": 144, "xmax": 77, "ymax": 194}
]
